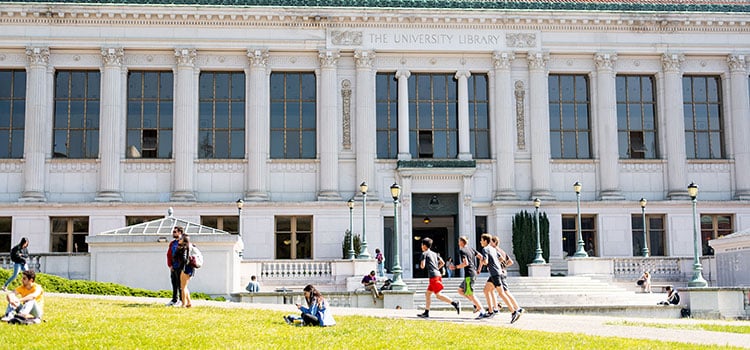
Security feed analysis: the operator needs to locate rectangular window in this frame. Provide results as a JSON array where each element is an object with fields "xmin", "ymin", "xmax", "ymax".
[
  {"xmin": 562, "ymin": 215, "xmax": 597, "ymax": 257},
  {"xmin": 631, "ymin": 214, "xmax": 666, "ymax": 256},
  {"xmin": 700, "ymin": 214, "xmax": 732, "ymax": 255},
  {"xmin": 469, "ymin": 74, "xmax": 490, "ymax": 159},
  {"xmin": 0, "ymin": 70, "xmax": 26, "ymax": 159},
  {"xmin": 549, "ymin": 74, "xmax": 591, "ymax": 159},
  {"xmin": 201, "ymin": 216, "xmax": 239, "ymax": 234},
  {"xmin": 199, "ymin": 72, "xmax": 245, "ymax": 159},
  {"xmin": 53, "ymin": 71, "xmax": 100, "ymax": 159},
  {"xmin": 376, "ymin": 72, "xmax": 398, "ymax": 159},
  {"xmin": 125, "ymin": 216, "xmax": 162, "ymax": 226},
  {"xmin": 616, "ymin": 75, "xmax": 658, "ymax": 159},
  {"xmin": 383, "ymin": 216, "xmax": 393, "ymax": 272},
  {"xmin": 0, "ymin": 217, "xmax": 11, "ymax": 253},
  {"xmin": 683, "ymin": 76, "xmax": 724, "ymax": 159},
  {"xmin": 126, "ymin": 71, "xmax": 173, "ymax": 159},
  {"xmin": 409, "ymin": 73, "xmax": 458, "ymax": 159},
  {"xmin": 270, "ymin": 72, "xmax": 316, "ymax": 159},
  {"xmin": 275, "ymin": 216, "xmax": 312, "ymax": 259},
  {"xmin": 50, "ymin": 217, "xmax": 89, "ymax": 253}
]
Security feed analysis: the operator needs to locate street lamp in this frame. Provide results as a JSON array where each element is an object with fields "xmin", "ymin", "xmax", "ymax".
[
  {"xmin": 358, "ymin": 181, "xmax": 371, "ymax": 259},
  {"xmin": 640, "ymin": 198, "xmax": 649, "ymax": 257},
  {"xmin": 389, "ymin": 183, "xmax": 406, "ymax": 291},
  {"xmin": 573, "ymin": 181, "xmax": 588, "ymax": 257},
  {"xmin": 346, "ymin": 198, "xmax": 355, "ymax": 259},
  {"xmin": 687, "ymin": 182, "xmax": 708, "ymax": 287},
  {"xmin": 531, "ymin": 198, "xmax": 546, "ymax": 264},
  {"xmin": 236, "ymin": 199, "xmax": 244, "ymax": 237},
  {"xmin": 532, "ymin": 198, "xmax": 545, "ymax": 264}
]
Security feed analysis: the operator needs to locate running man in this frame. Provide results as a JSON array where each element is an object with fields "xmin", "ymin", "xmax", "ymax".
[
  {"xmin": 449, "ymin": 236, "xmax": 485, "ymax": 319},
  {"xmin": 491, "ymin": 235, "xmax": 524, "ymax": 323},
  {"xmin": 478, "ymin": 233, "xmax": 524, "ymax": 323},
  {"xmin": 417, "ymin": 237, "xmax": 461, "ymax": 318}
]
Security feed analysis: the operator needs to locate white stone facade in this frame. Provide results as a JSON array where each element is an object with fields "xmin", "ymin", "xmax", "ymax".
[{"xmin": 1, "ymin": 3, "xmax": 750, "ymax": 277}]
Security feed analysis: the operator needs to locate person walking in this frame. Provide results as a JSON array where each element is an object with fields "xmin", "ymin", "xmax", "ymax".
[
  {"xmin": 177, "ymin": 234, "xmax": 196, "ymax": 308},
  {"xmin": 2, "ymin": 237, "xmax": 29, "ymax": 292},
  {"xmin": 450, "ymin": 236, "xmax": 485, "ymax": 318},
  {"xmin": 416, "ymin": 237, "xmax": 461, "ymax": 318},
  {"xmin": 165, "ymin": 226, "xmax": 183, "ymax": 306},
  {"xmin": 375, "ymin": 248, "xmax": 385, "ymax": 277}
]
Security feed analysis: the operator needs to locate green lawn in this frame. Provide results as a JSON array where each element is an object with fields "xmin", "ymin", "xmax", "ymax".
[
  {"xmin": 609, "ymin": 320, "xmax": 750, "ymax": 334},
  {"xmin": 0, "ymin": 296, "xmax": 743, "ymax": 349}
]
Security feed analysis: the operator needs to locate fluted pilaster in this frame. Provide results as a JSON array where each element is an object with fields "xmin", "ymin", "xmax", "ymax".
[
  {"xmin": 594, "ymin": 52, "xmax": 624, "ymax": 200},
  {"xmin": 728, "ymin": 54, "xmax": 750, "ymax": 199},
  {"xmin": 456, "ymin": 70, "xmax": 472, "ymax": 160},
  {"xmin": 661, "ymin": 53, "xmax": 689, "ymax": 200},
  {"xmin": 20, "ymin": 46, "xmax": 49, "ymax": 202},
  {"xmin": 317, "ymin": 50, "xmax": 341, "ymax": 200},
  {"xmin": 245, "ymin": 49, "xmax": 270, "ymax": 201},
  {"xmin": 492, "ymin": 51, "xmax": 518, "ymax": 200},
  {"xmin": 171, "ymin": 48, "xmax": 197, "ymax": 201},
  {"xmin": 355, "ymin": 50, "xmax": 377, "ymax": 197},
  {"xmin": 527, "ymin": 51, "xmax": 554, "ymax": 200},
  {"xmin": 396, "ymin": 70, "xmax": 411, "ymax": 160},
  {"xmin": 95, "ymin": 47, "xmax": 124, "ymax": 201}
]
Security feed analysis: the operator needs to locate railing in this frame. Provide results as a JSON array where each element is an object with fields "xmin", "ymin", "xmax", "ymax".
[
  {"xmin": 0, "ymin": 254, "xmax": 42, "ymax": 271},
  {"xmin": 612, "ymin": 256, "xmax": 716, "ymax": 282},
  {"xmin": 0, "ymin": 253, "xmax": 91, "ymax": 280},
  {"xmin": 260, "ymin": 260, "xmax": 332, "ymax": 279}
]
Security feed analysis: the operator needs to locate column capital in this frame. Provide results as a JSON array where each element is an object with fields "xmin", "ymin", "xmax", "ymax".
[
  {"xmin": 527, "ymin": 51, "xmax": 549, "ymax": 72},
  {"xmin": 25, "ymin": 46, "xmax": 49, "ymax": 66},
  {"xmin": 247, "ymin": 48, "xmax": 269, "ymax": 68},
  {"xmin": 354, "ymin": 49, "xmax": 375, "ymax": 68},
  {"xmin": 661, "ymin": 52, "xmax": 684, "ymax": 73},
  {"xmin": 395, "ymin": 70, "xmax": 411, "ymax": 80},
  {"xmin": 455, "ymin": 70, "xmax": 471, "ymax": 79},
  {"xmin": 101, "ymin": 47, "xmax": 124, "ymax": 67},
  {"xmin": 318, "ymin": 50, "xmax": 340, "ymax": 68},
  {"xmin": 594, "ymin": 52, "xmax": 618, "ymax": 71},
  {"xmin": 174, "ymin": 48, "xmax": 197, "ymax": 67},
  {"xmin": 727, "ymin": 54, "xmax": 747, "ymax": 73},
  {"xmin": 492, "ymin": 51, "xmax": 515, "ymax": 70}
]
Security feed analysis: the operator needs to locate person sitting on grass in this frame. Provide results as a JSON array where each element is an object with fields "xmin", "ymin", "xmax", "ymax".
[
  {"xmin": 284, "ymin": 284, "xmax": 336, "ymax": 327},
  {"xmin": 1, "ymin": 270, "xmax": 44, "ymax": 323}
]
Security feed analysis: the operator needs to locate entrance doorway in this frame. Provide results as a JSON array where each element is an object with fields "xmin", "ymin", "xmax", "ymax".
[{"xmin": 412, "ymin": 227, "xmax": 448, "ymax": 278}]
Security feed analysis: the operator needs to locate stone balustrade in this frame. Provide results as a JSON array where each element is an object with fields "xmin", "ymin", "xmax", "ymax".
[
  {"xmin": 612, "ymin": 256, "xmax": 716, "ymax": 283},
  {"xmin": 260, "ymin": 260, "xmax": 333, "ymax": 279}
]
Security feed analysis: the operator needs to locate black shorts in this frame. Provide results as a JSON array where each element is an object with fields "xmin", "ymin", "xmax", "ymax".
[{"xmin": 487, "ymin": 274, "xmax": 509, "ymax": 291}]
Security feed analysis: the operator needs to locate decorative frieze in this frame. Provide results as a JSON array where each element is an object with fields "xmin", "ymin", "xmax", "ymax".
[
  {"xmin": 594, "ymin": 52, "xmax": 618, "ymax": 71},
  {"xmin": 247, "ymin": 48, "xmax": 269, "ymax": 68},
  {"xmin": 331, "ymin": 30, "xmax": 363, "ymax": 45},
  {"xmin": 124, "ymin": 161, "xmax": 172, "ymax": 173},
  {"xmin": 0, "ymin": 161, "xmax": 23, "ymax": 173},
  {"xmin": 688, "ymin": 161, "xmax": 731, "ymax": 173},
  {"xmin": 727, "ymin": 54, "xmax": 747, "ymax": 72},
  {"xmin": 550, "ymin": 161, "xmax": 596, "ymax": 173},
  {"xmin": 25, "ymin": 47, "xmax": 49, "ymax": 66},
  {"xmin": 661, "ymin": 53, "xmax": 684, "ymax": 73},
  {"xmin": 174, "ymin": 48, "xmax": 196, "ymax": 67},
  {"xmin": 341, "ymin": 79, "xmax": 352, "ymax": 150},
  {"xmin": 318, "ymin": 50, "xmax": 340, "ymax": 68},
  {"xmin": 514, "ymin": 80, "xmax": 526, "ymax": 150},
  {"xmin": 492, "ymin": 51, "xmax": 514, "ymax": 71},
  {"xmin": 620, "ymin": 161, "xmax": 664, "ymax": 173},
  {"xmin": 49, "ymin": 161, "xmax": 98, "ymax": 173},
  {"xmin": 101, "ymin": 47, "xmax": 124, "ymax": 66},
  {"xmin": 269, "ymin": 161, "xmax": 318, "ymax": 173},
  {"xmin": 506, "ymin": 33, "xmax": 536, "ymax": 48},
  {"xmin": 197, "ymin": 161, "xmax": 246, "ymax": 173}
]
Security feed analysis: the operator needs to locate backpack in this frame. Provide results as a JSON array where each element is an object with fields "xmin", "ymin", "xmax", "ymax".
[{"xmin": 188, "ymin": 245, "xmax": 203, "ymax": 268}]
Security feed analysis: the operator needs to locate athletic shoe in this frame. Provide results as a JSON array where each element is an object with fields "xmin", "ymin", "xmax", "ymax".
[
  {"xmin": 474, "ymin": 312, "xmax": 487, "ymax": 320},
  {"xmin": 284, "ymin": 315, "xmax": 293, "ymax": 325},
  {"xmin": 494, "ymin": 309, "xmax": 500, "ymax": 314},
  {"xmin": 417, "ymin": 311, "xmax": 429, "ymax": 318},
  {"xmin": 1, "ymin": 312, "xmax": 15, "ymax": 322},
  {"xmin": 510, "ymin": 311, "xmax": 518, "ymax": 324},
  {"xmin": 173, "ymin": 301, "xmax": 182, "ymax": 307},
  {"xmin": 472, "ymin": 305, "xmax": 480, "ymax": 313},
  {"xmin": 484, "ymin": 312, "xmax": 496, "ymax": 319},
  {"xmin": 165, "ymin": 300, "xmax": 176, "ymax": 306},
  {"xmin": 452, "ymin": 300, "xmax": 461, "ymax": 314}
]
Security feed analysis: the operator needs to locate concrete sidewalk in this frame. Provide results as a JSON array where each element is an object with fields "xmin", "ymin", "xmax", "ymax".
[{"xmin": 54, "ymin": 293, "xmax": 750, "ymax": 348}]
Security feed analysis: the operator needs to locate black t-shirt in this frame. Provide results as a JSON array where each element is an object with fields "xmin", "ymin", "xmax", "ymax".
[
  {"xmin": 458, "ymin": 246, "xmax": 479, "ymax": 277},
  {"xmin": 420, "ymin": 250, "xmax": 442, "ymax": 278}
]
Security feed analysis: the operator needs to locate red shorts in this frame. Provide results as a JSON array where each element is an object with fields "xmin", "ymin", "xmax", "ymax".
[{"xmin": 428, "ymin": 276, "xmax": 444, "ymax": 293}]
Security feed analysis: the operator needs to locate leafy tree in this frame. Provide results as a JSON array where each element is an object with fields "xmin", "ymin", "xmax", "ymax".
[
  {"xmin": 512, "ymin": 210, "xmax": 550, "ymax": 276},
  {"xmin": 341, "ymin": 229, "xmax": 362, "ymax": 258}
]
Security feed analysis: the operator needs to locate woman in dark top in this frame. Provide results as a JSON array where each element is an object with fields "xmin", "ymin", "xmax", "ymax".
[
  {"xmin": 3, "ymin": 237, "xmax": 29, "ymax": 291},
  {"xmin": 177, "ymin": 234, "xmax": 195, "ymax": 308}
]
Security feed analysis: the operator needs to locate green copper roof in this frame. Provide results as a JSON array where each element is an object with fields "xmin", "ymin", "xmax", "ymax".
[{"xmin": 3, "ymin": 0, "xmax": 750, "ymax": 13}]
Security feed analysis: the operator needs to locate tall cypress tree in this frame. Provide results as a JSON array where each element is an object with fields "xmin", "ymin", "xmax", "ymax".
[{"xmin": 512, "ymin": 210, "xmax": 550, "ymax": 276}]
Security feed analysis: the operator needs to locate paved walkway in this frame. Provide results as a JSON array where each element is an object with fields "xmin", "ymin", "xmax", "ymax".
[{"xmin": 55, "ymin": 293, "xmax": 750, "ymax": 348}]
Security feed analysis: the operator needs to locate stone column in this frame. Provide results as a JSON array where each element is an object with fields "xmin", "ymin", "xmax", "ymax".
[
  {"xmin": 396, "ymin": 70, "xmax": 411, "ymax": 160},
  {"xmin": 456, "ymin": 70, "xmax": 472, "ymax": 160},
  {"xmin": 355, "ymin": 50, "xmax": 377, "ymax": 196},
  {"xmin": 492, "ymin": 52, "xmax": 518, "ymax": 200},
  {"xmin": 171, "ymin": 48, "xmax": 197, "ymax": 201},
  {"xmin": 20, "ymin": 47, "xmax": 49, "ymax": 202},
  {"xmin": 95, "ymin": 47, "xmax": 124, "ymax": 202},
  {"xmin": 528, "ymin": 52, "xmax": 554, "ymax": 200},
  {"xmin": 317, "ymin": 50, "xmax": 341, "ymax": 201},
  {"xmin": 662, "ymin": 53, "xmax": 689, "ymax": 200},
  {"xmin": 728, "ymin": 54, "xmax": 750, "ymax": 200},
  {"xmin": 594, "ymin": 52, "xmax": 624, "ymax": 200},
  {"xmin": 245, "ymin": 49, "xmax": 270, "ymax": 201}
]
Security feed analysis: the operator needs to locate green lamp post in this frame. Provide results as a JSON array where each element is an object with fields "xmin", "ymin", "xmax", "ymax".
[
  {"xmin": 573, "ymin": 181, "xmax": 588, "ymax": 257},
  {"xmin": 389, "ymin": 183, "xmax": 407, "ymax": 291},
  {"xmin": 687, "ymin": 182, "xmax": 708, "ymax": 288},
  {"xmin": 640, "ymin": 198, "xmax": 649, "ymax": 257},
  {"xmin": 532, "ymin": 198, "xmax": 546, "ymax": 264}
]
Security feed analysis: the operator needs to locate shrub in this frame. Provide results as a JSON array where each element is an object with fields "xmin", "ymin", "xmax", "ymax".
[
  {"xmin": 341, "ymin": 229, "xmax": 362, "ymax": 258},
  {"xmin": 511, "ymin": 210, "xmax": 550, "ymax": 276}
]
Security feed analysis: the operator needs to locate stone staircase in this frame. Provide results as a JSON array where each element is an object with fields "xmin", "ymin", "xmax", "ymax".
[{"xmin": 404, "ymin": 276, "xmax": 678, "ymax": 317}]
